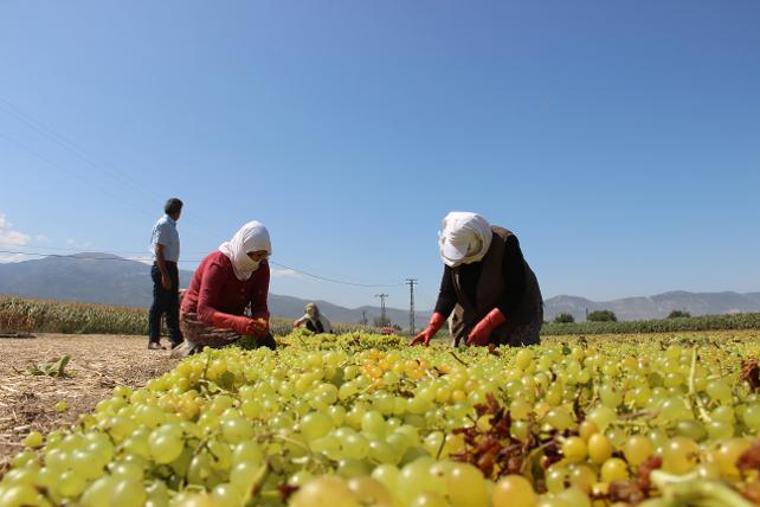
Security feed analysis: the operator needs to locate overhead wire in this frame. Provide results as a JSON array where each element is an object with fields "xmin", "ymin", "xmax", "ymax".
[
  {"xmin": 0, "ymin": 96, "xmax": 166, "ymax": 203},
  {"xmin": 0, "ymin": 249, "xmax": 407, "ymax": 288}
]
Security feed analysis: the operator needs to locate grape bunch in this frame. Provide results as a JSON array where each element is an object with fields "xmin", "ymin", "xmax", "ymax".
[{"xmin": 2, "ymin": 332, "xmax": 760, "ymax": 506}]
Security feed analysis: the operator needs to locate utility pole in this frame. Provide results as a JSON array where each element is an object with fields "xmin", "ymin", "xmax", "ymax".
[
  {"xmin": 375, "ymin": 293, "xmax": 388, "ymax": 326},
  {"xmin": 405, "ymin": 279, "xmax": 418, "ymax": 334}
]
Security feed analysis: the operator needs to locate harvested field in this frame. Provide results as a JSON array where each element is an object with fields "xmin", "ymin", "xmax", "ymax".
[{"xmin": 0, "ymin": 334, "xmax": 179, "ymax": 468}]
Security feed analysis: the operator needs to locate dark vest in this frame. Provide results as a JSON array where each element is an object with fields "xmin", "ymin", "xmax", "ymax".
[{"xmin": 450, "ymin": 227, "xmax": 543, "ymax": 345}]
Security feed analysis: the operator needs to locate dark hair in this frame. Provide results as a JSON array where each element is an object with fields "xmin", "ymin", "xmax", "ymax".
[{"xmin": 164, "ymin": 198, "xmax": 183, "ymax": 215}]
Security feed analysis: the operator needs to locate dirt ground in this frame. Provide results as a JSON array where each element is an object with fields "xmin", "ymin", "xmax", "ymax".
[{"xmin": 0, "ymin": 334, "xmax": 179, "ymax": 468}]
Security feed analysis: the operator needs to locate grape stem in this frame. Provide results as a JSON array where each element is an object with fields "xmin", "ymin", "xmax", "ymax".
[
  {"xmin": 449, "ymin": 351, "xmax": 469, "ymax": 367},
  {"xmin": 435, "ymin": 431, "xmax": 447, "ymax": 460},
  {"xmin": 687, "ymin": 348, "xmax": 714, "ymax": 424}
]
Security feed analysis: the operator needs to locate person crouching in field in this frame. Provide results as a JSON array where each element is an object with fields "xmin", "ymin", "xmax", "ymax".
[
  {"xmin": 411, "ymin": 212, "xmax": 543, "ymax": 348},
  {"xmin": 177, "ymin": 221, "xmax": 276, "ymax": 355},
  {"xmin": 293, "ymin": 303, "xmax": 334, "ymax": 334}
]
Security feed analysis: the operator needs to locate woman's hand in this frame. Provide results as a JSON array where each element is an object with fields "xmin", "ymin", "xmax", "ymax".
[
  {"xmin": 466, "ymin": 308, "xmax": 506, "ymax": 346},
  {"xmin": 245, "ymin": 317, "xmax": 269, "ymax": 336},
  {"xmin": 410, "ymin": 312, "xmax": 446, "ymax": 346}
]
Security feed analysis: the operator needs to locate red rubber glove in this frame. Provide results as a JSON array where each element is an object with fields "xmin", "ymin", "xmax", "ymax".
[
  {"xmin": 466, "ymin": 308, "xmax": 506, "ymax": 346},
  {"xmin": 211, "ymin": 313, "xmax": 267, "ymax": 337},
  {"xmin": 410, "ymin": 312, "xmax": 446, "ymax": 346}
]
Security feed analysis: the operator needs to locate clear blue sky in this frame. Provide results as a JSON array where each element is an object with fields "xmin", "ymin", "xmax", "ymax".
[{"xmin": 0, "ymin": 0, "xmax": 758, "ymax": 311}]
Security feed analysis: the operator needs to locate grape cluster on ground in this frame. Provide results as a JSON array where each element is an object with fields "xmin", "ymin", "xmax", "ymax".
[{"xmin": 3, "ymin": 330, "xmax": 760, "ymax": 506}]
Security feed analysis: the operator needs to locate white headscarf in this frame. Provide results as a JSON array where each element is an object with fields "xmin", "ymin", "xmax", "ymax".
[
  {"xmin": 218, "ymin": 221, "xmax": 272, "ymax": 281},
  {"xmin": 438, "ymin": 212, "xmax": 493, "ymax": 267}
]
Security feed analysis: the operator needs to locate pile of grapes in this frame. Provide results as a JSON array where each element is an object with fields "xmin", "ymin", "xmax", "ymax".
[{"xmin": 3, "ymin": 332, "xmax": 760, "ymax": 506}]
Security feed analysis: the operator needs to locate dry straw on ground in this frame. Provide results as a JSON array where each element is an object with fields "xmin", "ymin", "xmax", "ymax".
[{"xmin": 0, "ymin": 334, "xmax": 179, "ymax": 470}]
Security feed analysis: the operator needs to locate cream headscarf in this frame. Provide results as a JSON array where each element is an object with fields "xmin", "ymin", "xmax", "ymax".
[
  {"xmin": 218, "ymin": 221, "xmax": 272, "ymax": 281},
  {"xmin": 438, "ymin": 212, "xmax": 493, "ymax": 268}
]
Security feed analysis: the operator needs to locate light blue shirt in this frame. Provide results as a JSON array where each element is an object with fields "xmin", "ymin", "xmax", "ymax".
[{"xmin": 150, "ymin": 215, "xmax": 180, "ymax": 262}]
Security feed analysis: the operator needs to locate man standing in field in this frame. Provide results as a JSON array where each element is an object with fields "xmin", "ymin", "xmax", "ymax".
[{"xmin": 148, "ymin": 198, "xmax": 184, "ymax": 350}]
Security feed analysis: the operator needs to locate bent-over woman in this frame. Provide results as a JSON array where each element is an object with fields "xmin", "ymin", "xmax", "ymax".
[
  {"xmin": 411, "ymin": 212, "xmax": 543, "ymax": 348},
  {"xmin": 293, "ymin": 303, "xmax": 333, "ymax": 334}
]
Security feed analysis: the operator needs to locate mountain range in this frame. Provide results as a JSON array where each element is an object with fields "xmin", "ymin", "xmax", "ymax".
[{"xmin": 1, "ymin": 253, "xmax": 759, "ymax": 326}]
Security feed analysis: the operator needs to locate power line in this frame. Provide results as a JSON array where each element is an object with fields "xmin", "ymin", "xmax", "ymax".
[
  {"xmin": 269, "ymin": 260, "xmax": 404, "ymax": 288},
  {"xmin": 0, "ymin": 132, "xmax": 157, "ymax": 221},
  {"xmin": 0, "ymin": 249, "xmax": 406, "ymax": 288},
  {"xmin": 0, "ymin": 96, "xmax": 165, "ymax": 203}
]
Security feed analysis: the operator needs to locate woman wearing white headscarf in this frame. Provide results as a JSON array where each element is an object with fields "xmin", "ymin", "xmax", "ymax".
[
  {"xmin": 179, "ymin": 221, "xmax": 276, "ymax": 354},
  {"xmin": 293, "ymin": 303, "xmax": 334, "ymax": 334},
  {"xmin": 411, "ymin": 212, "xmax": 543, "ymax": 347}
]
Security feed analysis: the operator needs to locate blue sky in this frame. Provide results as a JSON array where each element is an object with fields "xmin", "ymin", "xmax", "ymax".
[{"xmin": 0, "ymin": 0, "xmax": 758, "ymax": 310}]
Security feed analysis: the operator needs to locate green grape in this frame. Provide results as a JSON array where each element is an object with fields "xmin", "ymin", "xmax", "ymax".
[
  {"xmin": 221, "ymin": 416, "xmax": 254, "ymax": 444},
  {"xmin": 109, "ymin": 478, "xmax": 147, "ymax": 507},
  {"xmin": 80, "ymin": 476, "xmax": 118, "ymax": 507},
  {"xmin": 545, "ymin": 465, "xmax": 568, "ymax": 493},
  {"xmin": 232, "ymin": 441, "xmax": 263, "ymax": 465},
  {"xmin": 674, "ymin": 420, "xmax": 707, "ymax": 441},
  {"xmin": 715, "ymin": 438, "xmax": 751, "ymax": 479},
  {"xmin": 600, "ymin": 458, "xmax": 628, "ymax": 482},
  {"xmin": 371, "ymin": 464, "xmax": 400, "ymax": 492},
  {"xmin": 368, "ymin": 440, "xmax": 397, "ymax": 464},
  {"xmin": 492, "ymin": 475, "xmax": 537, "ymax": 507},
  {"xmin": 187, "ymin": 453, "xmax": 218, "ymax": 487},
  {"xmin": 108, "ymin": 461, "xmax": 144, "ymax": 481},
  {"xmin": 230, "ymin": 461, "xmax": 263, "ymax": 491},
  {"xmin": 509, "ymin": 399, "xmax": 532, "ymax": 420},
  {"xmin": 623, "ymin": 435, "xmax": 653, "ymax": 467},
  {"xmin": 568, "ymin": 465, "xmax": 596, "ymax": 493},
  {"xmin": 396, "ymin": 458, "xmax": 445, "ymax": 505},
  {"xmin": 145, "ymin": 481, "xmax": 170, "ymax": 507},
  {"xmin": 661, "ymin": 437, "xmax": 700, "ymax": 474},
  {"xmin": 561, "ymin": 437, "xmax": 587, "ymax": 463},
  {"xmin": 336, "ymin": 459, "xmax": 371, "ymax": 478},
  {"xmin": 148, "ymin": 431, "xmax": 183, "ymax": 464},
  {"xmin": 445, "ymin": 462, "xmax": 488, "ymax": 507},
  {"xmin": 543, "ymin": 408, "xmax": 574, "ymax": 431},
  {"xmin": 743, "ymin": 403, "xmax": 760, "ymax": 429},
  {"xmin": 340, "ymin": 433, "xmax": 369, "ymax": 460},
  {"xmin": 206, "ymin": 440, "xmax": 232, "ymax": 471},
  {"xmin": 0, "ymin": 484, "xmax": 40, "ymax": 507},
  {"xmin": 556, "ymin": 487, "xmax": 592, "ymax": 507},
  {"xmin": 599, "ymin": 384, "xmax": 622, "ymax": 408},
  {"xmin": 409, "ymin": 491, "xmax": 450, "ymax": 507},
  {"xmin": 290, "ymin": 475, "xmax": 360, "ymax": 507},
  {"xmin": 300, "ymin": 412, "xmax": 334, "ymax": 441},
  {"xmin": 711, "ymin": 405, "xmax": 735, "ymax": 423},
  {"xmin": 707, "ymin": 420, "xmax": 734, "ymax": 440},
  {"xmin": 346, "ymin": 476, "xmax": 394, "ymax": 506},
  {"xmin": 211, "ymin": 483, "xmax": 244, "ymax": 505},
  {"xmin": 54, "ymin": 470, "xmax": 87, "ymax": 498},
  {"xmin": 706, "ymin": 380, "xmax": 732, "ymax": 403},
  {"xmin": 23, "ymin": 431, "xmax": 43, "ymax": 448},
  {"xmin": 588, "ymin": 433, "xmax": 613, "ymax": 464},
  {"xmin": 361, "ymin": 411, "xmax": 387, "ymax": 436},
  {"xmin": 70, "ymin": 450, "xmax": 104, "ymax": 480},
  {"xmin": 647, "ymin": 428, "xmax": 669, "ymax": 449},
  {"xmin": 587, "ymin": 406, "xmax": 616, "ymax": 431}
]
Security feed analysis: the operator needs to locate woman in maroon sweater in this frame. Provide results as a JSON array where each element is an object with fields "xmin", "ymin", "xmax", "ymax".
[{"xmin": 179, "ymin": 221, "xmax": 276, "ymax": 354}]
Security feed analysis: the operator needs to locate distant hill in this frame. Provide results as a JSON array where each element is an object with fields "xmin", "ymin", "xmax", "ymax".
[
  {"xmin": 1, "ymin": 253, "xmax": 759, "ymax": 325},
  {"xmin": 0, "ymin": 253, "xmax": 427, "ymax": 328},
  {"xmin": 544, "ymin": 291, "xmax": 760, "ymax": 322}
]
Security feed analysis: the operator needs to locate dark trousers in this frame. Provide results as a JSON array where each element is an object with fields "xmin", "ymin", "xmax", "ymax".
[{"xmin": 148, "ymin": 262, "xmax": 182, "ymax": 344}]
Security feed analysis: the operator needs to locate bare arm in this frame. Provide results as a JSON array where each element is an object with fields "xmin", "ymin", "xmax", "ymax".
[{"xmin": 155, "ymin": 244, "xmax": 170, "ymax": 289}]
